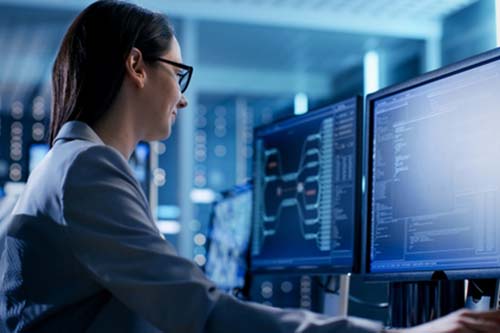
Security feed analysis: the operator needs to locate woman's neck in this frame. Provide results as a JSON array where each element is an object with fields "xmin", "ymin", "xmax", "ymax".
[{"xmin": 92, "ymin": 106, "xmax": 139, "ymax": 160}]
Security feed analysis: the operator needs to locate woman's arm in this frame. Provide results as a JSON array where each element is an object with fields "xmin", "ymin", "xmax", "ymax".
[{"xmin": 389, "ymin": 309, "xmax": 500, "ymax": 333}]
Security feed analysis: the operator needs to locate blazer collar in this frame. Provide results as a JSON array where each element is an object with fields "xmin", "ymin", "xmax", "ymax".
[{"xmin": 53, "ymin": 121, "xmax": 104, "ymax": 145}]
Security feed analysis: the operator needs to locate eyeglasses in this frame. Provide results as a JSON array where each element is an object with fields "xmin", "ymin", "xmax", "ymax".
[{"xmin": 151, "ymin": 57, "xmax": 193, "ymax": 93}]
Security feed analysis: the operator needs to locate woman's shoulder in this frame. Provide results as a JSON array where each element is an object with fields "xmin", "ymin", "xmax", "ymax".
[
  {"xmin": 56, "ymin": 141, "xmax": 135, "ymax": 189},
  {"xmin": 55, "ymin": 139, "xmax": 125, "ymax": 167},
  {"xmin": 67, "ymin": 141, "xmax": 127, "ymax": 166}
]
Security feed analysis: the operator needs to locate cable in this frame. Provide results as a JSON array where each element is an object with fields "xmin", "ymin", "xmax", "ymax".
[{"xmin": 469, "ymin": 280, "xmax": 485, "ymax": 295}]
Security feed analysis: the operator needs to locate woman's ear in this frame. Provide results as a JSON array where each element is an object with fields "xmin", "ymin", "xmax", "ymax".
[{"xmin": 125, "ymin": 47, "xmax": 146, "ymax": 89}]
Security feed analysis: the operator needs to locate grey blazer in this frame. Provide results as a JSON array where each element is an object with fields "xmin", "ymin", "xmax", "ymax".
[{"xmin": 0, "ymin": 121, "xmax": 383, "ymax": 333}]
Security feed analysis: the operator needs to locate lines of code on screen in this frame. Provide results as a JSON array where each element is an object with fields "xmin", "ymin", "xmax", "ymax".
[{"xmin": 370, "ymin": 60, "xmax": 500, "ymax": 274}]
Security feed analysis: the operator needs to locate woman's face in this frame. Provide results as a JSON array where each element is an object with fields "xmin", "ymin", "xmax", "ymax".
[{"xmin": 142, "ymin": 36, "xmax": 188, "ymax": 141}]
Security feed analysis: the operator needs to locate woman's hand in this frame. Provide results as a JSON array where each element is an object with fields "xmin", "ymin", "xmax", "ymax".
[{"xmin": 389, "ymin": 309, "xmax": 500, "ymax": 333}]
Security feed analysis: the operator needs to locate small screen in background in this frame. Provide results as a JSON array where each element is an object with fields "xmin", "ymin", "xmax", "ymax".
[{"xmin": 205, "ymin": 187, "xmax": 252, "ymax": 292}]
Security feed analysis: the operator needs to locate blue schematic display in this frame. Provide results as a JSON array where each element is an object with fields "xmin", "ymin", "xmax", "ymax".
[
  {"xmin": 369, "ymin": 56, "xmax": 500, "ymax": 275},
  {"xmin": 251, "ymin": 97, "xmax": 360, "ymax": 272},
  {"xmin": 205, "ymin": 186, "xmax": 252, "ymax": 292}
]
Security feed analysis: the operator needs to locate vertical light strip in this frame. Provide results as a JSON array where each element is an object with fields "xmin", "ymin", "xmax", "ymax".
[
  {"xmin": 496, "ymin": 0, "xmax": 500, "ymax": 46},
  {"xmin": 362, "ymin": 50, "xmax": 380, "ymax": 197},
  {"xmin": 363, "ymin": 51, "xmax": 380, "ymax": 96},
  {"xmin": 178, "ymin": 19, "xmax": 197, "ymax": 259},
  {"xmin": 294, "ymin": 92, "xmax": 309, "ymax": 115},
  {"xmin": 424, "ymin": 38, "xmax": 442, "ymax": 72}
]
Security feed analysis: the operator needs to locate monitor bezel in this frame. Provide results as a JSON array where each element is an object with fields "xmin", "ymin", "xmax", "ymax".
[
  {"xmin": 250, "ymin": 96, "xmax": 363, "ymax": 275},
  {"xmin": 363, "ymin": 47, "xmax": 500, "ymax": 282}
]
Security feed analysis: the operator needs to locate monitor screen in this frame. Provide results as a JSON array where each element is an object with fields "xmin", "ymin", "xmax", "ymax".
[
  {"xmin": 251, "ymin": 97, "xmax": 362, "ymax": 273},
  {"xmin": 28, "ymin": 142, "xmax": 151, "ymax": 198},
  {"xmin": 205, "ymin": 185, "xmax": 253, "ymax": 292},
  {"xmin": 366, "ymin": 48, "xmax": 500, "ymax": 280}
]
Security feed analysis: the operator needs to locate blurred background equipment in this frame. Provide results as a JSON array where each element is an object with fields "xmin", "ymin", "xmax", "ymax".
[{"xmin": 204, "ymin": 183, "xmax": 253, "ymax": 295}]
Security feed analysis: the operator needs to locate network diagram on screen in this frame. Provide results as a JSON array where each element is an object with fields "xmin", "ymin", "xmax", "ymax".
[{"xmin": 252, "ymin": 99, "xmax": 358, "ymax": 271}]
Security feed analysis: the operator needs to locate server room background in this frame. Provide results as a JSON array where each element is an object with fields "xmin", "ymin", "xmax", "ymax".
[{"xmin": 0, "ymin": 0, "xmax": 496, "ymax": 325}]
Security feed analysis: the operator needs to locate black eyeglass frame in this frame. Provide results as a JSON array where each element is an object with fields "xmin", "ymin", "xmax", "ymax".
[{"xmin": 149, "ymin": 57, "xmax": 193, "ymax": 93}]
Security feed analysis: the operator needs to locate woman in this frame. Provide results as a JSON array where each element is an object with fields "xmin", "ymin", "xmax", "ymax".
[{"xmin": 0, "ymin": 1, "xmax": 499, "ymax": 332}]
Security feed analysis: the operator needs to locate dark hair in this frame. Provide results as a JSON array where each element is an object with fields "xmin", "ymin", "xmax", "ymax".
[{"xmin": 49, "ymin": 0, "xmax": 174, "ymax": 146}]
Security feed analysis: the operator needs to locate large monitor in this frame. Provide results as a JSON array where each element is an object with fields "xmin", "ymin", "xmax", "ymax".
[
  {"xmin": 364, "ymin": 47, "xmax": 500, "ymax": 281},
  {"xmin": 205, "ymin": 184, "xmax": 253, "ymax": 293},
  {"xmin": 251, "ymin": 96, "xmax": 363, "ymax": 274}
]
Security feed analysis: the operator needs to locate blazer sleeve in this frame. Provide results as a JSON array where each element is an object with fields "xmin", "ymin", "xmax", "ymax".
[{"xmin": 61, "ymin": 145, "xmax": 383, "ymax": 333}]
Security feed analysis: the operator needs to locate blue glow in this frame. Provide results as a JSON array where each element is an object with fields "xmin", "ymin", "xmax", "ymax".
[
  {"xmin": 190, "ymin": 188, "xmax": 217, "ymax": 203},
  {"xmin": 28, "ymin": 144, "xmax": 49, "ymax": 173},
  {"xmin": 496, "ymin": 0, "xmax": 500, "ymax": 46},
  {"xmin": 157, "ymin": 205, "xmax": 181, "ymax": 219},
  {"xmin": 364, "ymin": 51, "xmax": 379, "ymax": 95},
  {"xmin": 157, "ymin": 220, "xmax": 181, "ymax": 234},
  {"xmin": 294, "ymin": 92, "xmax": 308, "ymax": 115}
]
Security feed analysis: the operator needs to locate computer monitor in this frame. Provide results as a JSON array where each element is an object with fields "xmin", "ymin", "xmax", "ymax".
[
  {"xmin": 205, "ymin": 184, "xmax": 253, "ymax": 293},
  {"xmin": 28, "ymin": 142, "xmax": 151, "ymax": 198},
  {"xmin": 364, "ymin": 47, "xmax": 500, "ymax": 281},
  {"xmin": 251, "ymin": 96, "xmax": 363, "ymax": 274}
]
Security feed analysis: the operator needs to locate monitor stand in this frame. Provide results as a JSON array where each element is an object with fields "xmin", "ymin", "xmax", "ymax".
[
  {"xmin": 388, "ymin": 272, "xmax": 465, "ymax": 328},
  {"xmin": 322, "ymin": 274, "xmax": 350, "ymax": 317},
  {"xmin": 465, "ymin": 279, "xmax": 500, "ymax": 310}
]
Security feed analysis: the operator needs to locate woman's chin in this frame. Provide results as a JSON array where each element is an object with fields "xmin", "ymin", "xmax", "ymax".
[{"xmin": 144, "ymin": 126, "xmax": 171, "ymax": 142}]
